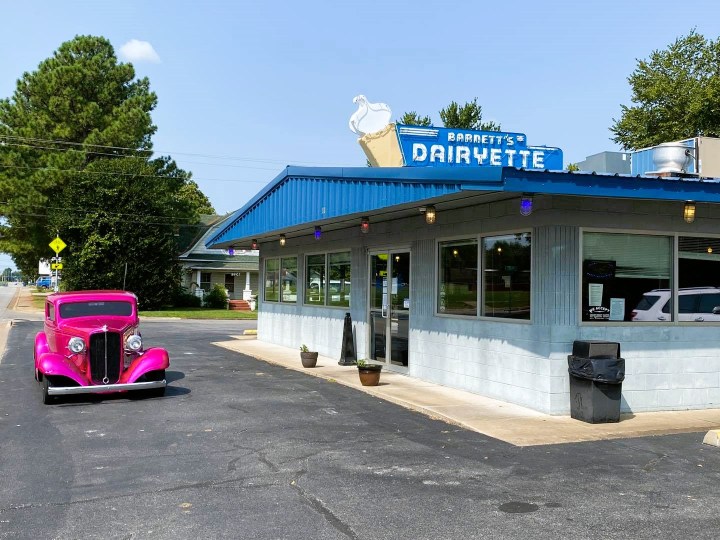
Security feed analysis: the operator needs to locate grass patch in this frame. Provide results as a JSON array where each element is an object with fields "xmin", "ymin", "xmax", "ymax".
[
  {"xmin": 31, "ymin": 293, "xmax": 50, "ymax": 310},
  {"xmin": 139, "ymin": 308, "xmax": 257, "ymax": 320}
]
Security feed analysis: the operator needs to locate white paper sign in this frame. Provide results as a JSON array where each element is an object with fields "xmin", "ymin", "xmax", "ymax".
[
  {"xmin": 588, "ymin": 283, "xmax": 603, "ymax": 306},
  {"xmin": 609, "ymin": 298, "xmax": 625, "ymax": 321}
]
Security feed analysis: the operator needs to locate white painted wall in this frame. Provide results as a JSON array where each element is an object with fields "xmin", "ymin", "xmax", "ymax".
[{"xmin": 257, "ymin": 195, "xmax": 720, "ymax": 414}]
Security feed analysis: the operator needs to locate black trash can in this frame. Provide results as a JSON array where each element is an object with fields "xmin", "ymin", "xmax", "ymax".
[{"xmin": 568, "ymin": 341, "xmax": 625, "ymax": 423}]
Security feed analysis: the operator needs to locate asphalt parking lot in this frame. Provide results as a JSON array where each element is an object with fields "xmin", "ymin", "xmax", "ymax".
[{"xmin": 2, "ymin": 317, "xmax": 720, "ymax": 539}]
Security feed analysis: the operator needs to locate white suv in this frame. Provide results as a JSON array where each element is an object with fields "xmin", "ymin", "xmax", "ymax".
[{"xmin": 631, "ymin": 287, "xmax": 720, "ymax": 322}]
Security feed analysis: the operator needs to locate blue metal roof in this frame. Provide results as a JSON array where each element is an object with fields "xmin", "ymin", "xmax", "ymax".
[
  {"xmin": 207, "ymin": 166, "xmax": 504, "ymax": 247},
  {"xmin": 207, "ymin": 166, "xmax": 720, "ymax": 248}
]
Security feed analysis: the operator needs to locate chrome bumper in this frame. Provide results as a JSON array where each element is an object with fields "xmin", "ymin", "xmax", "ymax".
[{"xmin": 48, "ymin": 380, "xmax": 166, "ymax": 395}]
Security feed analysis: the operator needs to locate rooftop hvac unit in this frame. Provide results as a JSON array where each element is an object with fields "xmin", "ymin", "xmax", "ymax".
[{"xmin": 631, "ymin": 137, "xmax": 720, "ymax": 179}]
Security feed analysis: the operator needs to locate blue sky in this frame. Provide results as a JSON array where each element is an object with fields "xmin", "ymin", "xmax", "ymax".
[{"xmin": 1, "ymin": 0, "xmax": 718, "ymax": 271}]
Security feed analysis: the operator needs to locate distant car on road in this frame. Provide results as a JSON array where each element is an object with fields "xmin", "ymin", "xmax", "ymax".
[
  {"xmin": 34, "ymin": 290, "xmax": 170, "ymax": 404},
  {"xmin": 35, "ymin": 276, "xmax": 52, "ymax": 289}
]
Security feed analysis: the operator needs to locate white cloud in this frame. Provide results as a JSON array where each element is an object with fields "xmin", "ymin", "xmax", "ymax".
[{"xmin": 119, "ymin": 39, "xmax": 161, "ymax": 64}]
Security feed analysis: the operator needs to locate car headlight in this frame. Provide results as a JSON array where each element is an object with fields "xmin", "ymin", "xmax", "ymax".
[
  {"xmin": 126, "ymin": 334, "xmax": 142, "ymax": 352},
  {"xmin": 68, "ymin": 337, "xmax": 85, "ymax": 354}
]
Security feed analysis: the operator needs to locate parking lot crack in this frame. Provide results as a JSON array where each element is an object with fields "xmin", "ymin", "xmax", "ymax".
[{"xmin": 289, "ymin": 471, "xmax": 358, "ymax": 540}]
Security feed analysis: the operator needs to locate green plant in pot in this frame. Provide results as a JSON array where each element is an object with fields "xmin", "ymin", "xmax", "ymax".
[
  {"xmin": 356, "ymin": 359, "xmax": 382, "ymax": 386},
  {"xmin": 300, "ymin": 344, "xmax": 318, "ymax": 368}
]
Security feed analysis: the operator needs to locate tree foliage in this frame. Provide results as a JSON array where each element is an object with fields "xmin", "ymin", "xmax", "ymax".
[
  {"xmin": 400, "ymin": 98, "xmax": 500, "ymax": 131},
  {"xmin": 440, "ymin": 98, "xmax": 501, "ymax": 131},
  {"xmin": 397, "ymin": 111, "xmax": 432, "ymax": 126},
  {"xmin": 611, "ymin": 31, "xmax": 720, "ymax": 150},
  {"xmin": 0, "ymin": 35, "xmax": 214, "ymax": 307}
]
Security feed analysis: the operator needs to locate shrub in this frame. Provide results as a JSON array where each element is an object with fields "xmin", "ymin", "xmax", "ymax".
[
  {"xmin": 204, "ymin": 284, "xmax": 228, "ymax": 309},
  {"xmin": 174, "ymin": 289, "xmax": 202, "ymax": 308}
]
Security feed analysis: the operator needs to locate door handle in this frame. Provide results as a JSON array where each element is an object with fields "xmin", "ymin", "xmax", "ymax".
[
  {"xmin": 695, "ymin": 317, "xmax": 705, "ymax": 322},
  {"xmin": 657, "ymin": 316, "xmax": 666, "ymax": 320},
  {"xmin": 382, "ymin": 304, "xmax": 388, "ymax": 318}
]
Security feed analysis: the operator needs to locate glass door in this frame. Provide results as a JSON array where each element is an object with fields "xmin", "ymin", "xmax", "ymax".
[{"xmin": 369, "ymin": 251, "xmax": 410, "ymax": 367}]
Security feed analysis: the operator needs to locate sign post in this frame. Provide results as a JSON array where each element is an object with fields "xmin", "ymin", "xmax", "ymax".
[{"xmin": 48, "ymin": 236, "xmax": 66, "ymax": 292}]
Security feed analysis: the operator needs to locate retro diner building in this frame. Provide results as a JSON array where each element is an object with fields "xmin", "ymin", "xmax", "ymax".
[{"xmin": 208, "ymin": 124, "xmax": 720, "ymax": 415}]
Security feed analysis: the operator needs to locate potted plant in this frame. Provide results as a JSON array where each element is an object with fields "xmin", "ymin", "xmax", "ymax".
[
  {"xmin": 300, "ymin": 344, "xmax": 318, "ymax": 368},
  {"xmin": 356, "ymin": 359, "xmax": 382, "ymax": 386}
]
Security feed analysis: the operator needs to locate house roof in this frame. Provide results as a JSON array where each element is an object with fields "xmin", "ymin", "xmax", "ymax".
[
  {"xmin": 207, "ymin": 165, "xmax": 720, "ymax": 249},
  {"xmin": 180, "ymin": 214, "xmax": 258, "ymax": 264}
]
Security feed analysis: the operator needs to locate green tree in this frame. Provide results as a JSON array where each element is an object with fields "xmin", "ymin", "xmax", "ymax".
[
  {"xmin": 400, "ymin": 98, "xmax": 501, "ymax": 131},
  {"xmin": 440, "ymin": 98, "xmax": 501, "ymax": 131},
  {"xmin": 397, "ymin": 111, "xmax": 432, "ymax": 126},
  {"xmin": 566, "ymin": 163, "xmax": 580, "ymax": 172},
  {"xmin": 50, "ymin": 156, "xmax": 200, "ymax": 308},
  {"xmin": 611, "ymin": 31, "xmax": 720, "ymax": 150},
  {"xmin": 0, "ymin": 35, "xmax": 213, "ymax": 306}
]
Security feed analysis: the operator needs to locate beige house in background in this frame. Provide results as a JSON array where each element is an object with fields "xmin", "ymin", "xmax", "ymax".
[{"xmin": 178, "ymin": 215, "xmax": 259, "ymax": 305}]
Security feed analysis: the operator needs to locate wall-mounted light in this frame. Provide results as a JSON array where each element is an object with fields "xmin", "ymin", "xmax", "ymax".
[
  {"xmin": 314, "ymin": 226, "xmax": 322, "ymax": 240},
  {"xmin": 360, "ymin": 216, "xmax": 370, "ymax": 234},
  {"xmin": 279, "ymin": 234, "xmax": 286, "ymax": 247},
  {"xmin": 684, "ymin": 201, "xmax": 696, "ymax": 223},
  {"xmin": 520, "ymin": 194, "xmax": 533, "ymax": 216},
  {"xmin": 425, "ymin": 205, "xmax": 436, "ymax": 224},
  {"xmin": 251, "ymin": 239, "xmax": 258, "ymax": 250}
]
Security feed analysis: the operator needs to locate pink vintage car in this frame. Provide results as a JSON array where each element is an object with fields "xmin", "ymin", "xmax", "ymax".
[{"xmin": 34, "ymin": 290, "xmax": 170, "ymax": 404}]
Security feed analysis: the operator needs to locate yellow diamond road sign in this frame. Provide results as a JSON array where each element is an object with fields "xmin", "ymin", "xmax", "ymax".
[{"xmin": 49, "ymin": 237, "xmax": 66, "ymax": 254}]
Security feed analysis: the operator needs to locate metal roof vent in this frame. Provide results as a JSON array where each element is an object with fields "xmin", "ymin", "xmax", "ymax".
[{"xmin": 646, "ymin": 142, "xmax": 694, "ymax": 176}]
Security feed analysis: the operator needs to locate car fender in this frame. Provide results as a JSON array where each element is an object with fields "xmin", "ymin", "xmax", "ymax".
[
  {"xmin": 35, "ymin": 332, "xmax": 50, "ymax": 370},
  {"xmin": 37, "ymin": 352, "xmax": 88, "ymax": 386},
  {"xmin": 121, "ymin": 348, "xmax": 170, "ymax": 383}
]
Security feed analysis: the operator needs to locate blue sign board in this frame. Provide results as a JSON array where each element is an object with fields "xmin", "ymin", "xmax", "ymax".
[{"xmin": 396, "ymin": 124, "xmax": 563, "ymax": 170}]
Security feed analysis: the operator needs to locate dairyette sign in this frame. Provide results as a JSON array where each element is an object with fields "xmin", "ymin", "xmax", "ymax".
[{"xmin": 396, "ymin": 125, "xmax": 563, "ymax": 170}]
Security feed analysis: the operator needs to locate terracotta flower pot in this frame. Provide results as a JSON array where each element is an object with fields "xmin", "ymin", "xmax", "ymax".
[
  {"xmin": 300, "ymin": 351, "xmax": 318, "ymax": 368},
  {"xmin": 358, "ymin": 365, "xmax": 382, "ymax": 386}
]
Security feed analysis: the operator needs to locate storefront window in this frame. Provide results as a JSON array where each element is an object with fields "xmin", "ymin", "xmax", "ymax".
[
  {"xmin": 328, "ymin": 252, "xmax": 351, "ymax": 307},
  {"xmin": 304, "ymin": 251, "xmax": 351, "ymax": 307},
  {"xmin": 280, "ymin": 257, "xmax": 298, "ymax": 303},
  {"xmin": 438, "ymin": 240, "xmax": 478, "ymax": 316},
  {"xmin": 677, "ymin": 236, "xmax": 720, "ymax": 322},
  {"xmin": 264, "ymin": 259, "xmax": 279, "ymax": 302},
  {"xmin": 582, "ymin": 232, "xmax": 671, "ymax": 322},
  {"xmin": 482, "ymin": 234, "xmax": 531, "ymax": 319},
  {"xmin": 305, "ymin": 254, "xmax": 325, "ymax": 305}
]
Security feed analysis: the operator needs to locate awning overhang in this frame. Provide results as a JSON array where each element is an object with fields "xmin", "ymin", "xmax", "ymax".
[{"xmin": 207, "ymin": 166, "xmax": 720, "ymax": 250}]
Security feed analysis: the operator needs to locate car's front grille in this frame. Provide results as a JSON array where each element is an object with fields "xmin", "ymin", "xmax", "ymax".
[{"xmin": 89, "ymin": 332, "xmax": 122, "ymax": 384}]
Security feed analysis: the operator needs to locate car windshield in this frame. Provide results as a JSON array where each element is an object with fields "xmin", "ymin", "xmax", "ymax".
[
  {"xmin": 635, "ymin": 294, "xmax": 661, "ymax": 311},
  {"xmin": 59, "ymin": 301, "xmax": 133, "ymax": 318}
]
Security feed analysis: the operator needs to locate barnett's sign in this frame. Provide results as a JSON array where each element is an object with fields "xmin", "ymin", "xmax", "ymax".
[{"xmin": 396, "ymin": 125, "xmax": 563, "ymax": 170}]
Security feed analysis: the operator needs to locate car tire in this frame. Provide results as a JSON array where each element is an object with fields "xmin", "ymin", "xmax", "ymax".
[
  {"xmin": 143, "ymin": 369, "xmax": 166, "ymax": 399},
  {"xmin": 146, "ymin": 387, "xmax": 166, "ymax": 399},
  {"xmin": 41, "ymin": 377, "xmax": 54, "ymax": 405}
]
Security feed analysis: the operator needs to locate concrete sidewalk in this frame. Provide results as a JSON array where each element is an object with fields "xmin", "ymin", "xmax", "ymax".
[{"xmin": 215, "ymin": 337, "xmax": 720, "ymax": 447}]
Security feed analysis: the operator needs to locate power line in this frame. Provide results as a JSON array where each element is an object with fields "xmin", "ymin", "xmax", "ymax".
[
  {"xmin": 0, "ymin": 133, "xmax": 344, "ymax": 167},
  {"xmin": 0, "ymin": 163, "xmax": 274, "ymax": 183},
  {"xmin": 0, "ymin": 199, "xmax": 204, "ymax": 224},
  {"xmin": 0, "ymin": 139, "xmax": 291, "ymax": 172},
  {"xmin": 0, "ymin": 207, "xmax": 220, "ymax": 228}
]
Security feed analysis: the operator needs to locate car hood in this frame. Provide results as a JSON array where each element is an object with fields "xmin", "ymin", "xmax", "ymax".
[{"xmin": 57, "ymin": 318, "xmax": 135, "ymax": 336}]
